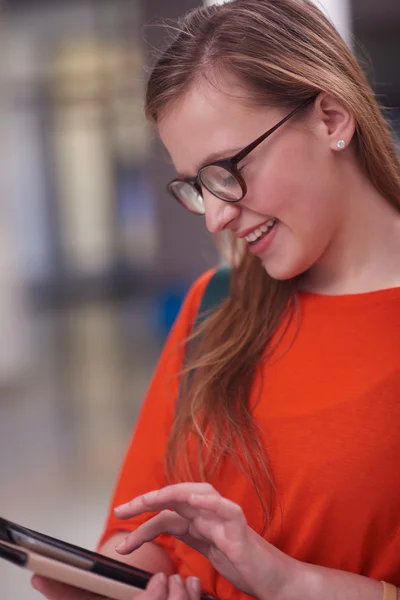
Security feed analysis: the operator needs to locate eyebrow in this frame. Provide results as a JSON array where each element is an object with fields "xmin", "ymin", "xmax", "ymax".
[{"xmin": 176, "ymin": 146, "xmax": 242, "ymax": 179}]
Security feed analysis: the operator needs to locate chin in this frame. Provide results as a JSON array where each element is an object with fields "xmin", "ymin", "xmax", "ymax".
[{"xmin": 261, "ymin": 257, "xmax": 309, "ymax": 282}]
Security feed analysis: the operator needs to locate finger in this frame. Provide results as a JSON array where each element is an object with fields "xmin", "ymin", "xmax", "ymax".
[
  {"xmin": 185, "ymin": 577, "xmax": 201, "ymax": 600},
  {"xmin": 147, "ymin": 573, "xmax": 168, "ymax": 597},
  {"xmin": 189, "ymin": 498, "xmax": 249, "ymax": 559},
  {"xmin": 114, "ymin": 484, "xmax": 218, "ymax": 520},
  {"xmin": 116, "ymin": 511, "xmax": 188, "ymax": 553},
  {"xmin": 189, "ymin": 494, "xmax": 248, "ymax": 549},
  {"xmin": 190, "ymin": 514, "xmax": 248, "ymax": 561},
  {"xmin": 116, "ymin": 511, "xmax": 207, "ymax": 556},
  {"xmin": 190, "ymin": 494, "xmax": 247, "ymax": 527},
  {"xmin": 31, "ymin": 575, "xmax": 106, "ymax": 599},
  {"xmin": 168, "ymin": 575, "xmax": 189, "ymax": 600},
  {"xmin": 121, "ymin": 493, "xmax": 246, "ymax": 548},
  {"xmin": 133, "ymin": 573, "xmax": 168, "ymax": 600}
]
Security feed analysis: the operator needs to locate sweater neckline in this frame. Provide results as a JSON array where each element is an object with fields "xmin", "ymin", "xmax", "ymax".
[{"xmin": 297, "ymin": 284, "xmax": 400, "ymax": 305}]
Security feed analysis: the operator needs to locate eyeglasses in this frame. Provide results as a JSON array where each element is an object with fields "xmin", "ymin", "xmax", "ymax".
[{"xmin": 167, "ymin": 95, "xmax": 317, "ymax": 215}]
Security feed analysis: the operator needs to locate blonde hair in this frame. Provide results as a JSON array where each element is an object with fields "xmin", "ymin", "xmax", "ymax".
[{"xmin": 145, "ymin": 0, "xmax": 400, "ymax": 526}]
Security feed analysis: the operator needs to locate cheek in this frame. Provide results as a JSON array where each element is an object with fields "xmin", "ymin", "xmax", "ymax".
[
  {"xmin": 249, "ymin": 140, "xmax": 335, "ymax": 227},
  {"xmin": 250, "ymin": 171, "xmax": 328, "ymax": 227},
  {"xmin": 247, "ymin": 144, "xmax": 340, "ymax": 280}
]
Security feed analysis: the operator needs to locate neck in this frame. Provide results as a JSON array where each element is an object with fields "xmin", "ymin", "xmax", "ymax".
[{"xmin": 299, "ymin": 166, "xmax": 400, "ymax": 295}]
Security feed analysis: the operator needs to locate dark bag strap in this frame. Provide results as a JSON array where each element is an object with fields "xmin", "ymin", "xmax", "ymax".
[
  {"xmin": 176, "ymin": 265, "xmax": 231, "ymax": 414},
  {"xmin": 193, "ymin": 265, "xmax": 231, "ymax": 331}
]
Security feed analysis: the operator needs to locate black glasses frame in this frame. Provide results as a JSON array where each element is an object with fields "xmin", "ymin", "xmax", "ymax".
[{"xmin": 167, "ymin": 94, "xmax": 318, "ymax": 213}]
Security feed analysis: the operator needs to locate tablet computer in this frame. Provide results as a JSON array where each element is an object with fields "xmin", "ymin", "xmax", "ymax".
[{"xmin": 0, "ymin": 517, "xmax": 217, "ymax": 600}]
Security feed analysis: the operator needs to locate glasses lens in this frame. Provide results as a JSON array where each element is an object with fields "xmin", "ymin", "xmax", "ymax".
[
  {"xmin": 169, "ymin": 181, "xmax": 205, "ymax": 215},
  {"xmin": 199, "ymin": 165, "xmax": 243, "ymax": 201}
]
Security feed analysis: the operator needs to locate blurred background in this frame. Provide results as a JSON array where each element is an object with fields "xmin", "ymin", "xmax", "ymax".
[{"xmin": 0, "ymin": 0, "xmax": 398, "ymax": 597}]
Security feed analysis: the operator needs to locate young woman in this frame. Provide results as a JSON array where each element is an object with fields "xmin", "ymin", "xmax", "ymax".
[{"xmin": 33, "ymin": 1, "xmax": 400, "ymax": 599}]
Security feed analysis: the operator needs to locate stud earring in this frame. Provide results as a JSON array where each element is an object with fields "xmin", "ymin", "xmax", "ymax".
[{"xmin": 336, "ymin": 139, "xmax": 346, "ymax": 150}]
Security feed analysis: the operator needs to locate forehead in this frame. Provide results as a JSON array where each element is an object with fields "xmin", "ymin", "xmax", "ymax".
[{"xmin": 158, "ymin": 80, "xmax": 278, "ymax": 176}]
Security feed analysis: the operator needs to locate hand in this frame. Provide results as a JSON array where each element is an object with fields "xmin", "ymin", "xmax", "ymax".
[
  {"xmin": 114, "ymin": 483, "xmax": 301, "ymax": 600},
  {"xmin": 31, "ymin": 572, "xmax": 201, "ymax": 600}
]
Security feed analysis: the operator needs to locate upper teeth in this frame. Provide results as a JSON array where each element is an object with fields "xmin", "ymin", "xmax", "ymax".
[{"xmin": 245, "ymin": 219, "xmax": 276, "ymax": 243}]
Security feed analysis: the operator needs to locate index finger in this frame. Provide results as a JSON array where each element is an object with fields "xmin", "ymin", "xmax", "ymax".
[{"xmin": 114, "ymin": 483, "xmax": 218, "ymax": 519}]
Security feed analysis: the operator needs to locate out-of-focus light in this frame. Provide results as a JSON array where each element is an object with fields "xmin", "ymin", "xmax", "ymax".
[
  {"xmin": 203, "ymin": 0, "xmax": 231, "ymax": 5},
  {"xmin": 311, "ymin": 0, "xmax": 352, "ymax": 45}
]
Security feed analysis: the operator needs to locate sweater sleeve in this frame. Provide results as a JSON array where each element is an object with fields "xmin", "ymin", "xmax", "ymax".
[{"xmin": 97, "ymin": 269, "xmax": 215, "ymax": 566}]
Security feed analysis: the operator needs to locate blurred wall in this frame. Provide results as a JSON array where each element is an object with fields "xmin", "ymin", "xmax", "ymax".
[
  {"xmin": 142, "ymin": 0, "xmax": 219, "ymax": 289},
  {"xmin": 352, "ymin": 0, "xmax": 400, "ymax": 109}
]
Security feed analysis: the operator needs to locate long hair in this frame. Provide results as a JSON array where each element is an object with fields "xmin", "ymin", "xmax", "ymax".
[{"xmin": 144, "ymin": 0, "xmax": 400, "ymax": 527}]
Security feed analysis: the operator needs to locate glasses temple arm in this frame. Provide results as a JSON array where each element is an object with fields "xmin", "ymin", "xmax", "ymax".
[{"xmin": 232, "ymin": 95, "xmax": 317, "ymax": 165}]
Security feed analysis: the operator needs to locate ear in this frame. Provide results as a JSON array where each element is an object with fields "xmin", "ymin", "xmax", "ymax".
[{"xmin": 313, "ymin": 92, "xmax": 356, "ymax": 152}]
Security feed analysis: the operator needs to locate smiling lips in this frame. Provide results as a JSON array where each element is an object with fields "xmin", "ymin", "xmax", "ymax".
[{"xmin": 244, "ymin": 219, "xmax": 277, "ymax": 244}]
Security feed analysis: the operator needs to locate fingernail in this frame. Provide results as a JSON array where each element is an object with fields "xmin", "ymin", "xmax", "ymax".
[
  {"xmin": 189, "ymin": 577, "xmax": 201, "ymax": 594},
  {"xmin": 172, "ymin": 574, "xmax": 183, "ymax": 587},
  {"xmin": 149, "ymin": 573, "xmax": 166, "ymax": 590},
  {"xmin": 31, "ymin": 575, "xmax": 42, "ymax": 591},
  {"xmin": 114, "ymin": 503, "xmax": 129, "ymax": 514},
  {"xmin": 115, "ymin": 540, "xmax": 126, "ymax": 552}
]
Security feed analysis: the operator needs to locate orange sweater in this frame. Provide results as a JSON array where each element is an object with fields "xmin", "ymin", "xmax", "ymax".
[{"xmin": 99, "ymin": 270, "xmax": 400, "ymax": 599}]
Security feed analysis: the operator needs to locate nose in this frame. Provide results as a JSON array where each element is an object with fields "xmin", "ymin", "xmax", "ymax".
[{"xmin": 202, "ymin": 189, "xmax": 241, "ymax": 233}]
